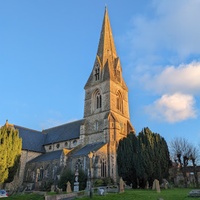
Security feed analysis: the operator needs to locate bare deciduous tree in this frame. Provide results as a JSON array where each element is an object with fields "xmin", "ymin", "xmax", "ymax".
[
  {"xmin": 170, "ymin": 138, "xmax": 192, "ymax": 187},
  {"xmin": 189, "ymin": 146, "xmax": 199, "ymax": 187}
]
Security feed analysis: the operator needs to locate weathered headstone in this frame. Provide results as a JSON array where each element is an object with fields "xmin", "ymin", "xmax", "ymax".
[
  {"xmin": 98, "ymin": 187, "xmax": 106, "ymax": 195},
  {"xmin": 152, "ymin": 179, "xmax": 160, "ymax": 193},
  {"xmin": 163, "ymin": 179, "xmax": 168, "ymax": 189},
  {"xmin": 73, "ymin": 168, "xmax": 79, "ymax": 192},
  {"xmin": 51, "ymin": 185, "xmax": 55, "ymax": 192},
  {"xmin": 146, "ymin": 181, "xmax": 149, "ymax": 189},
  {"xmin": 119, "ymin": 177, "xmax": 124, "ymax": 193},
  {"xmin": 66, "ymin": 181, "xmax": 72, "ymax": 193}
]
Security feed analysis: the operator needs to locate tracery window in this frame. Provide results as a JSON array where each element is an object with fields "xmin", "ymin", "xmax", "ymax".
[{"xmin": 75, "ymin": 158, "xmax": 83, "ymax": 170}]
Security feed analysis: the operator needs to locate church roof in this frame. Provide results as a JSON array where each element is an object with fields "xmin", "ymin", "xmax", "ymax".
[
  {"xmin": 43, "ymin": 119, "xmax": 85, "ymax": 145},
  {"xmin": 28, "ymin": 150, "xmax": 63, "ymax": 163},
  {"xmin": 72, "ymin": 142, "xmax": 105, "ymax": 157},
  {"xmin": 14, "ymin": 125, "xmax": 45, "ymax": 153},
  {"xmin": 14, "ymin": 119, "xmax": 85, "ymax": 152}
]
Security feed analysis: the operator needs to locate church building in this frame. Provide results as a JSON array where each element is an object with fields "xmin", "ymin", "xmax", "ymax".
[{"xmin": 5, "ymin": 8, "xmax": 134, "ymax": 190}]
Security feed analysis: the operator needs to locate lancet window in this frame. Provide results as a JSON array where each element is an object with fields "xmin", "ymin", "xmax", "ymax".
[
  {"xmin": 95, "ymin": 65, "xmax": 100, "ymax": 81},
  {"xmin": 116, "ymin": 91, "xmax": 123, "ymax": 112},
  {"xmin": 93, "ymin": 89, "xmax": 102, "ymax": 110},
  {"xmin": 100, "ymin": 158, "xmax": 107, "ymax": 177}
]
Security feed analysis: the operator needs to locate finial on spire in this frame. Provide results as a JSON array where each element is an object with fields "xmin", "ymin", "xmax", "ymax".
[{"xmin": 105, "ymin": 5, "xmax": 108, "ymax": 12}]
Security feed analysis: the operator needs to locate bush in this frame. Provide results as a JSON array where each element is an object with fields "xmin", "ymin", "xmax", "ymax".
[
  {"xmin": 58, "ymin": 168, "xmax": 74, "ymax": 191},
  {"xmin": 58, "ymin": 168, "xmax": 87, "ymax": 191},
  {"xmin": 94, "ymin": 177, "xmax": 114, "ymax": 187}
]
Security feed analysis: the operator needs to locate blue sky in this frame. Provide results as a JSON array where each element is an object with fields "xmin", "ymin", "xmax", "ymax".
[{"xmin": 1, "ymin": 0, "xmax": 200, "ymax": 147}]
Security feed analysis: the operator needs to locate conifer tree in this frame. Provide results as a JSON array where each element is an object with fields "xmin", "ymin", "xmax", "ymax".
[
  {"xmin": 0, "ymin": 124, "xmax": 22, "ymax": 183},
  {"xmin": 138, "ymin": 127, "xmax": 170, "ymax": 187},
  {"xmin": 117, "ymin": 127, "xmax": 170, "ymax": 188},
  {"xmin": 117, "ymin": 132, "xmax": 139, "ymax": 187}
]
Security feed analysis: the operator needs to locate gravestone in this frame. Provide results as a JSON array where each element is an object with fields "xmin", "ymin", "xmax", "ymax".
[
  {"xmin": 119, "ymin": 177, "xmax": 124, "ymax": 193},
  {"xmin": 146, "ymin": 181, "xmax": 149, "ymax": 189},
  {"xmin": 66, "ymin": 181, "xmax": 72, "ymax": 193},
  {"xmin": 152, "ymin": 179, "xmax": 160, "ymax": 193},
  {"xmin": 73, "ymin": 167, "xmax": 79, "ymax": 192},
  {"xmin": 163, "ymin": 179, "xmax": 168, "ymax": 189},
  {"xmin": 51, "ymin": 185, "xmax": 55, "ymax": 192},
  {"xmin": 98, "ymin": 187, "xmax": 106, "ymax": 195}
]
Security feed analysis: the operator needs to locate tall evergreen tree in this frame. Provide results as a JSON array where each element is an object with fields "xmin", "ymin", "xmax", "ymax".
[
  {"xmin": 117, "ymin": 132, "xmax": 139, "ymax": 188},
  {"xmin": 138, "ymin": 127, "xmax": 170, "ymax": 187},
  {"xmin": 0, "ymin": 123, "xmax": 22, "ymax": 183},
  {"xmin": 117, "ymin": 127, "xmax": 170, "ymax": 188}
]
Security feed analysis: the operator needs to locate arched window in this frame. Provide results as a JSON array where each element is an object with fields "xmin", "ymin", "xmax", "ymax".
[
  {"xmin": 100, "ymin": 158, "xmax": 107, "ymax": 177},
  {"xmin": 73, "ymin": 140, "xmax": 77, "ymax": 146},
  {"xmin": 93, "ymin": 89, "xmax": 102, "ymax": 110},
  {"xmin": 116, "ymin": 91, "xmax": 123, "ymax": 112},
  {"xmin": 75, "ymin": 158, "xmax": 83, "ymax": 170},
  {"xmin": 96, "ymin": 92, "xmax": 101, "ymax": 109}
]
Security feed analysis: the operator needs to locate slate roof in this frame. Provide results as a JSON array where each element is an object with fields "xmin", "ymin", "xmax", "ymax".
[
  {"xmin": 14, "ymin": 119, "xmax": 84, "ymax": 153},
  {"xmin": 72, "ymin": 142, "xmax": 106, "ymax": 157},
  {"xmin": 14, "ymin": 125, "xmax": 45, "ymax": 153},
  {"xmin": 43, "ymin": 119, "xmax": 84, "ymax": 145},
  {"xmin": 28, "ymin": 150, "xmax": 63, "ymax": 163}
]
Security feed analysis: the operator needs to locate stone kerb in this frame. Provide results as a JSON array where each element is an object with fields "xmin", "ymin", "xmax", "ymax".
[
  {"xmin": 45, "ymin": 192, "xmax": 77, "ymax": 200},
  {"xmin": 188, "ymin": 190, "xmax": 200, "ymax": 197}
]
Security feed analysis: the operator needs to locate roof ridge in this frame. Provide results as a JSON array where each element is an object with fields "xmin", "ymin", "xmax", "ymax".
[
  {"xmin": 42, "ymin": 119, "xmax": 84, "ymax": 132},
  {"xmin": 14, "ymin": 125, "xmax": 42, "ymax": 133}
]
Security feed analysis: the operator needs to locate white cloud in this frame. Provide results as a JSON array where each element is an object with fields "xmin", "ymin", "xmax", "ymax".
[
  {"xmin": 126, "ymin": 0, "xmax": 200, "ymax": 123},
  {"xmin": 128, "ymin": 0, "xmax": 200, "ymax": 65},
  {"xmin": 142, "ymin": 62, "xmax": 200, "ymax": 95},
  {"xmin": 145, "ymin": 93, "xmax": 197, "ymax": 123}
]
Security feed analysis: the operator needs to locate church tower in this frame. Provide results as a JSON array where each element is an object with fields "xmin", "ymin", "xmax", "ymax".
[
  {"xmin": 84, "ymin": 8, "xmax": 134, "ymax": 144},
  {"xmin": 83, "ymin": 8, "xmax": 134, "ymax": 181}
]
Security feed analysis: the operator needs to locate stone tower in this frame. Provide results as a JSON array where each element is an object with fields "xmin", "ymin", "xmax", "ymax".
[{"xmin": 83, "ymin": 8, "xmax": 134, "ymax": 181}]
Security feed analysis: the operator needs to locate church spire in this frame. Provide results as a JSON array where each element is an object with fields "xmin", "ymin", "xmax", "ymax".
[{"xmin": 97, "ymin": 7, "xmax": 117, "ymax": 67}]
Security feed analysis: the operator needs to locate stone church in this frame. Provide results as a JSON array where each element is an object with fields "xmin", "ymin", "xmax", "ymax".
[{"xmin": 5, "ymin": 8, "xmax": 134, "ymax": 190}]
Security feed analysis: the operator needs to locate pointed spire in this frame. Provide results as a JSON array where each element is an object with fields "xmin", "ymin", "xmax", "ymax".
[{"xmin": 96, "ymin": 7, "xmax": 117, "ymax": 67}]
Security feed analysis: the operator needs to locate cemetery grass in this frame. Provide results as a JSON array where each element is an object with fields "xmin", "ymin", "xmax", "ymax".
[
  {"xmin": 6, "ymin": 193, "xmax": 44, "ymax": 200},
  {"xmin": 78, "ymin": 188, "xmax": 198, "ymax": 200}
]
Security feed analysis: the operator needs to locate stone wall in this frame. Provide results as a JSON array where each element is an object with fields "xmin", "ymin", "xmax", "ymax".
[{"xmin": 5, "ymin": 150, "xmax": 41, "ymax": 191}]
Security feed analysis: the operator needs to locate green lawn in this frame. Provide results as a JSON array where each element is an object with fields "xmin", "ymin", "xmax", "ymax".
[
  {"xmin": 78, "ymin": 188, "xmax": 200, "ymax": 200},
  {"xmin": 5, "ymin": 188, "xmax": 200, "ymax": 200},
  {"xmin": 6, "ymin": 193, "xmax": 44, "ymax": 200}
]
